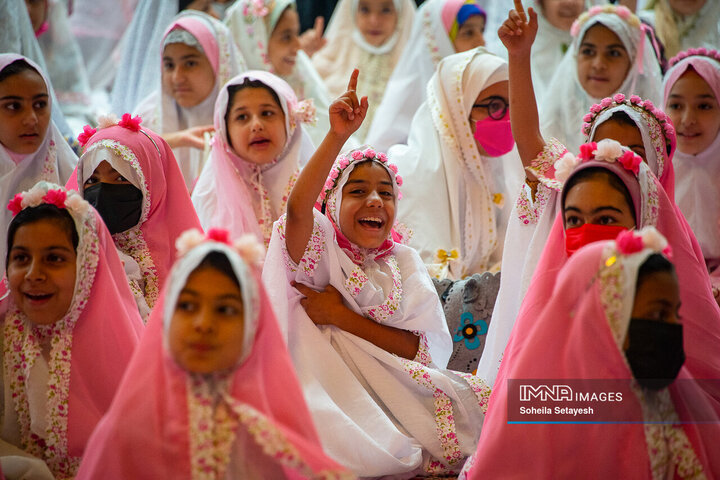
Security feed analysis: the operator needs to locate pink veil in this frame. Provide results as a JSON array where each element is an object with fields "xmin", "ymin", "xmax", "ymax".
[
  {"xmin": 466, "ymin": 239, "xmax": 720, "ymax": 478},
  {"xmin": 2, "ymin": 183, "xmax": 143, "ymax": 478},
  {"xmin": 77, "ymin": 235, "xmax": 351, "ymax": 479}
]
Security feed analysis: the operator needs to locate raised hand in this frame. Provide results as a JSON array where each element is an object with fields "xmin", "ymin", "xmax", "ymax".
[
  {"xmin": 299, "ymin": 16, "xmax": 327, "ymax": 57},
  {"xmin": 328, "ymin": 69, "xmax": 368, "ymax": 140},
  {"xmin": 163, "ymin": 125, "xmax": 214, "ymax": 150},
  {"xmin": 498, "ymin": 1, "xmax": 538, "ymax": 56}
]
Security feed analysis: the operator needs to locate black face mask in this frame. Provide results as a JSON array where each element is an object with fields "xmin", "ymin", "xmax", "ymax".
[
  {"xmin": 625, "ymin": 318, "xmax": 685, "ymax": 391},
  {"xmin": 84, "ymin": 183, "xmax": 143, "ymax": 235}
]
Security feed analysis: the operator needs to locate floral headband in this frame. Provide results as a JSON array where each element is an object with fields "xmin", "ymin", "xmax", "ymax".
[
  {"xmin": 669, "ymin": 47, "xmax": 720, "ymax": 68},
  {"xmin": 7, "ymin": 183, "xmax": 89, "ymax": 218},
  {"xmin": 175, "ymin": 228, "xmax": 265, "ymax": 266},
  {"xmin": 570, "ymin": 5, "xmax": 640, "ymax": 38},
  {"xmin": 242, "ymin": 0, "xmax": 271, "ymax": 20},
  {"xmin": 77, "ymin": 113, "xmax": 145, "ymax": 148},
  {"xmin": 555, "ymin": 138, "xmax": 643, "ymax": 184},
  {"xmin": 583, "ymin": 94, "xmax": 675, "ymax": 152},
  {"xmin": 613, "ymin": 226, "xmax": 672, "ymax": 259},
  {"xmin": 320, "ymin": 147, "xmax": 403, "ymax": 205}
]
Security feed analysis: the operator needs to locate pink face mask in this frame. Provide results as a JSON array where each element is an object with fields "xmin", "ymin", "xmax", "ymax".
[{"xmin": 473, "ymin": 112, "xmax": 515, "ymax": 157}]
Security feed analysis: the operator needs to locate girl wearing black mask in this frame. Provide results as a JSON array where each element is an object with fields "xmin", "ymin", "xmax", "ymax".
[{"xmin": 70, "ymin": 114, "xmax": 203, "ymax": 320}]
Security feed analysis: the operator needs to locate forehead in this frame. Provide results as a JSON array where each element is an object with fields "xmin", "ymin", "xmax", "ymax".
[
  {"xmin": 275, "ymin": 7, "xmax": 299, "ymax": 30},
  {"xmin": 581, "ymin": 23, "xmax": 624, "ymax": 47},
  {"xmin": 670, "ymin": 68, "xmax": 716, "ymax": 97},
  {"xmin": 593, "ymin": 119, "xmax": 643, "ymax": 146},
  {"xmin": 13, "ymin": 219, "xmax": 74, "ymax": 248},
  {"xmin": 345, "ymin": 161, "xmax": 392, "ymax": 183},
  {"xmin": 474, "ymin": 80, "xmax": 508, "ymax": 104},
  {"xmin": 358, "ymin": 0, "xmax": 396, "ymax": 8},
  {"xmin": 230, "ymin": 86, "xmax": 281, "ymax": 110},
  {"xmin": 184, "ymin": 266, "xmax": 242, "ymax": 297},
  {"xmin": 0, "ymin": 69, "xmax": 47, "ymax": 95},
  {"xmin": 459, "ymin": 14, "xmax": 485, "ymax": 29},
  {"xmin": 564, "ymin": 174, "xmax": 630, "ymax": 208},
  {"xmin": 634, "ymin": 270, "xmax": 679, "ymax": 306},
  {"xmin": 162, "ymin": 42, "xmax": 205, "ymax": 59}
]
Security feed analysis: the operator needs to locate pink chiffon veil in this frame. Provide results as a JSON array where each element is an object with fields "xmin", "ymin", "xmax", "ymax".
[
  {"xmin": 76, "ymin": 237, "xmax": 350, "ymax": 479},
  {"xmin": 467, "ymin": 239, "xmax": 720, "ymax": 478},
  {"xmin": 67, "ymin": 121, "xmax": 203, "ymax": 308},
  {"xmin": 2, "ymin": 183, "xmax": 143, "ymax": 477},
  {"xmin": 494, "ymin": 156, "xmax": 720, "ymax": 410}
]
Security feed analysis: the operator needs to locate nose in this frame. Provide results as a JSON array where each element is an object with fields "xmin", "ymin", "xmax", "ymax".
[
  {"xmin": 25, "ymin": 258, "xmax": 45, "ymax": 282},
  {"xmin": 193, "ymin": 308, "xmax": 215, "ymax": 333},
  {"xmin": 366, "ymin": 190, "xmax": 382, "ymax": 207},
  {"xmin": 591, "ymin": 55, "xmax": 606, "ymax": 71},
  {"xmin": 250, "ymin": 115, "xmax": 264, "ymax": 132},
  {"xmin": 171, "ymin": 66, "xmax": 185, "ymax": 84},
  {"xmin": 22, "ymin": 108, "xmax": 38, "ymax": 127},
  {"xmin": 680, "ymin": 107, "xmax": 696, "ymax": 126}
]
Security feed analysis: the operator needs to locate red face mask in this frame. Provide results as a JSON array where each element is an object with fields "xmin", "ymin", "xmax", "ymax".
[{"xmin": 564, "ymin": 224, "xmax": 628, "ymax": 257}]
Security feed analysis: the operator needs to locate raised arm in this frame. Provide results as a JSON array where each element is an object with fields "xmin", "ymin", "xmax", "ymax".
[
  {"xmin": 499, "ymin": 2, "xmax": 545, "ymax": 181},
  {"xmin": 285, "ymin": 69, "xmax": 368, "ymax": 263}
]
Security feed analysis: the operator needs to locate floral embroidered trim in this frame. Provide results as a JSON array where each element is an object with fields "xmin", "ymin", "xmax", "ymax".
[
  {"xmin": 114, "ymin": 228, "xmax": 160, "ymax": 309},
  {"xmin": 400, "ymin": 359, "xmax": 463, "ymax": 467},
  {"xmin": 669, "ymin": 47, "xmax": 720, "ymax": 68},
  {"xmin": 228, "ymin": 399, "xmax": 354, "ymax": 480},
  {"xmin": 242, "ymin": 0, "xmax": 269, "ymax": 21},
  {"xmin": 4, "ymin": 195, "xmax": 99, "ymax": 479},
  {"xmin": 41, "ymin": 140, "xmax": 58, "ymax": 180},
  {"xmin": 276, "ymin": 214, "xmax": 325, "ymax": 277},
  {"xmin": 515, "ymin": 181, "xmax": 552, "ymax": 226},
  {"xmin": 570, "ymin": 4, "xmax": 640, "ymax": 38},
  {"xmin": 526, "ymin": 137, "xmax": 567, "ymax": 191},
  {"xmin": 422, "ymin": 7, "xmax": 443, "ymax": 66},
  {"xmin": 453, "ymin": 372, "xmax": 492, "ymax": 414},
  {"xmin": 344, "ymin": 266, "xmax": 369, "ymax": 298},
  {"xmin": 643, "ymin": 170, "xmax": 659, "ymax": 228},
  {"xmin": 363, "ymin": 255, "xmax": 402, "ymax": 324},
  {"xmin": 412, "ymin": 331, "xmax": 432, "ymax": 366}
]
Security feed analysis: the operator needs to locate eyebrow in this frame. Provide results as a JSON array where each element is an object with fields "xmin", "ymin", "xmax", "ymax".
[
  {"xmin": 0, "ymin": 93, "xmax": 48, "ymax": 101},
  {"xmin": 163, "ymin": 54, "xmax": 202, "ymax": 61},
  {"xmin": 10, "ymin": 245, "xmax": 74, "ymax": 253},
  {"xmin": 233, "ymin": 103, "xmax": 279, "ymax": 111},
  {"xmin": 345, "ymin": 179, "xmax": 394, "ymax": 186},
  {"xmin": 669, "ymin": 93, "xmax": 716, "ymax": 100},
  {"xmin": 564, "ymin": 205, "xmax": 625, "ymax": 214}
]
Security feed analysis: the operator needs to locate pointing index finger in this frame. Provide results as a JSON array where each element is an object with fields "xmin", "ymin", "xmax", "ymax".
[
  {"xmin": 347, "ymin": 68, "xmax": 359, "ymax": 92},
  {"xmin": 513, "ymin": 0, "xmax": 527, "ymax": 23}
]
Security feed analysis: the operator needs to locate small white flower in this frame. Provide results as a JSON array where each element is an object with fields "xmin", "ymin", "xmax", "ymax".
[
  {"xmin": 175, "ymin": 229, "xmax": 205, "ymax": 257},
  {"xmin": 233, "ymin": 234, "xmax": 265, "ymax": 266},
  {"xmin": 593, "ymin": 138, "xmax": 623, "ymax": 162},
  {"xmin": 21, "ymin": 185, "xmax": 46, "ymax": 208},
  {"xmin": 639, "ymin": 226, "xmax": 668, "ymax": 253},
  {"xmin": 554, "ymin": 152, "xmax": 580, "ymax": 184},
  {"xmin": 65, "ymin": 192, "xmax": 89, "ymax": 216},
  {"xmin": 97, "ymin": 113, "xmax": 119, "ymax": 129}
]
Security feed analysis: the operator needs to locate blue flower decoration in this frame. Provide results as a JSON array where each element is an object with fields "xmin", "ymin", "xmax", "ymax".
[{"xmin": 453, "ymin": 312, "xmax": 488, "ymax": 350}]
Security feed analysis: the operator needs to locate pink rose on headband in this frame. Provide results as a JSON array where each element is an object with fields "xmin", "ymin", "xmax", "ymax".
[
  {"xmin": 350, "ymin": 151, "xmax": 364, "ymax": 161},
  {"xmin": 395, "ymin": 175, "xmax": 403, "ymax": 187},
  {"xmin": 583, "ymin": 113, "xmax": 593, "ymax": 123},
  {"xmin": 388, "ymin": 164, "xmax": 398, "ymax": 174},
  {"xmin": 629, "ymin": 95, "xmax": 641, "ymax": 105},
  {"xmin": 377, "ymin": 152, "xmax": 388, "ymax": 163},
  {"xmin": 118, "ymin": 113, "xmax": 142, "ymax": 132},
  {"xmin": 600, "ymin": 98, "xmax": 613, "ymax": 108},
  {"xmin": 207, "ymin": 228, "xmax": 231, "ymax": 245},
  {"xmin": 578, "ymin": 141, "xmax": 597, "ymax": 161},
  {"xmin": 616, "ymin": 230, "xmax": 644, "ymax": 255},
  {"xmin": 588, "ymin": 5, "xmax": 603, "ymax": 15},
  {"xmin": 77, "ymin": 125, "xmax": 96, "ymax": 147},
  {"xmin": 618, "ymin": 150, "xmax": 641, "ymax": 175},
  {"xmin": 43, "ymin": 189, "xmax": 67, "ymax": 210},
  {"xmin": 7, "ymin": 193, "xmax": 23, "ymax": 216},
  {"xmin": 616, "ymin": 6, "xmax": 631, "ymax": 19},
  {"xmin": 363, "ymin": 148, "xmax": 376, "ymax": 159},
  {"xmin": 613, "ymin": 93, "xmax": 625, "ymax": 103}
]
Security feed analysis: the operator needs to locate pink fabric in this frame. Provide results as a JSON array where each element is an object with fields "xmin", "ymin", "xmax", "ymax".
[
  {"xmin": 467, "ymin": 241, "xmax": 720, "ymax": 478},
  {"xmin": 164, "ymin": 16, "xmax": 220, "ymax": 73},
  {"xmin": 2, "ymin": 186, "xmax": 143, "ymax": 477},
  {"xmin": 192, "ymin": 71, "xmax": 309, "ymax": 246},
  {"xmin": 664, "ymin": 56, "xmax": 720, "ymax": 111},
  {"xmin": 440, "ymin": 0, "xmax": 465, "ymax": 33},
  {"xmin": 496, "ymin": 159, "xmax": 720, "ymax": 411},
  {"xmin": 68, "ymin": 124, "xmax": 202, "ymax": 300},
  {"xmin": 76, "ymin": 242, "xmax": 349, "ymax": 479}
]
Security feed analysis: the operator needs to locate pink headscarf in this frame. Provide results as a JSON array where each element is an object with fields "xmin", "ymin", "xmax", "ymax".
[
  {"xmin": 495, "ymin": 144, "xmax": 720, "ymax": 411},
  {"xmin": 165, "ymin": 16, "xmax": 220, "ymax": 73},
  {"xmin": 69, "ymin": 119, "xmax": 202, "ymax": 310},
  {"xmin": 76, "ymin": 233, "xmax": 351, "ymax": 479},
  {"xmin": 192, "ymin": 71, "xmax": 314, "ymax": 246},
  {"xmin": 2, "ymin": 183, "xmax": 143, "ymax": 478},
  {"xmin": 466, "ymin": 237, "xmax": 720, "ymax": 478}
]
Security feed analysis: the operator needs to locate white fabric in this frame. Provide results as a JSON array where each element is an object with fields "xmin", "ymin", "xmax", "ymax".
[
  {"xmin": 262, "ymin": 210, "xmax": 485, "ymax": 476},
  {"xmin": 365, "ymin": 0, "xmax": 456, "ymax": 152},
  {"xmin": 539, "ymin": 12, "xmax": 664, "ymax": 154},
  {"xmin": 135, "ymin": 11, "xmax": 245, "ymax": 190},
  {"xmin": 639, "ymin": 1, "xmax": 720, "ymax": 57},
  {"xmin": 110, "ymin": 0, "xmax": 180, "ymax": 115},
  {"xmin": 530, "ymin": 4, "xmax": 574, "ymax": 98},
  {"xmin": 224, "ymin": 0, "xmax": 339, "ymax": 148},
  {"xmin": 311, "ymin": 0, "xmax": 416, "ymax": 142},
  {"xmin": 388, "ymin": 47, "xmax": 524, "ymax": 279},
  {"xmin": 37, "ymin": 0, "xmax": 95, "ymax": 128}
]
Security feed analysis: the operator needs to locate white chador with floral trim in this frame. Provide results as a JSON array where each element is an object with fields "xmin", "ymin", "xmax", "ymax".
[{"xmin": 263, "ymin": 149, "xmax": 489, "ymax": 477}]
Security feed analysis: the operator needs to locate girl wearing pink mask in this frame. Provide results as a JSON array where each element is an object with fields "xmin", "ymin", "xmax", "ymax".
[{"xmin": 387, "ymin": 47, "xmax": 525, "ymax": 280}]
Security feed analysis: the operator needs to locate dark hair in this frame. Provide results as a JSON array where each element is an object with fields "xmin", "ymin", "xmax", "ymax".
[
  {"xmin": 562, "ymin": 167, "xmax": 637, "ymax": 225},
  {"xmin": 197, "ymin": 251, "xmax": 241, "ymax": 288},
  {"xmin": 0, "ymin": 59, "xmax": 41, "ymax": 84},
  {"xmin": 636, "ymin": 253, "xmax": 675, "ymax": 288},
  {"xmin": 225, "ymin": 78, "xmax": 283, "ymax": 149},
  {"xmin": 6, "ymin": 204, "xmax": 79, "ymax": 268},
  {"xmin": 607, "ymin": 110, "xmax": 637, "ymax": 129}
]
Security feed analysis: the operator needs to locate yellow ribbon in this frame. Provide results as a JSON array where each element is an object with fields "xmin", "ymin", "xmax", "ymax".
[{"xmin": 436, "ymin": 249, "xmax": 459, "ymax": 265}]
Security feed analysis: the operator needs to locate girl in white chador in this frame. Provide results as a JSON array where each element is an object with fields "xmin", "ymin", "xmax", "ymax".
[{"xmin": 263, "ymin": 70, "xmax": 489, "ymax": 478}]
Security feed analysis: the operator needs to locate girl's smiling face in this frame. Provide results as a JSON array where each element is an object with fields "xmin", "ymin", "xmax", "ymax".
[
  {"xmin": 355, "ymin": 0, "xmax": 398, "ymax": 47},
  {"xmin": 168, "ymin": 265, "xmax": 245, "ymax": 374},
  {"xmin": 267, "ymin": 7, "xmax": 301, "ymax": 76},
  {"xmin": 666, "ymin": 69, "xmax": 720, "ymax": 156},
  {"xmin": 8, "ymin": 219, "xmax": 77, "ymax": 326},
  {"xmin": 338, "ymin": 161, "xmax": 396, "ymax": 249},
  {"xmin": 0, "ymin": 68, "xmax": 50, "ymax": 154},
  {"xmin": 226, "ymin": 85, "xmax": 287, "ymax": 165},
  {"xmin": 162, "ymin": 42, "xmax": 216, "ymax": 108},
  {"xmin": 576, "ymin": 24, "xmax": 631, "ymax": 99}
]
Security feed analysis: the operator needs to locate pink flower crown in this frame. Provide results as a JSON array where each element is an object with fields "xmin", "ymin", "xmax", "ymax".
[
  {"xmin": 669, "ymin": 47, "xmax": 720, "ymax": 68},
  {"xmin": 582, "ymin": 94, "xmax": 675, "ymax": 149},
  {"xmin": 319, "ymin": 148, "xmax": 403, "ymax": 204},
  {"xmin": 242, "ymin": 0, "xmax": 270, "ymax": 21},
  {"xmin": 77, "ymin": 113, "xmax": 143, "ymax": 147},
  {"xmin": 614, "ymin": 226, "xmax": 672, "ymax": 259},
  {"xmin": 570, "ymin": 4, "xmax": 640, "ymax": 38},
  {"xmin": 7, "ymin": 183, "xmax": 89, "ymax": 217},
  {"xmin": 554, "ymin": 138, "xmax": 643, "ymax": 184},
  {"xmin": 175, "ymin": 228, "xmax": 265, "ymax": 266}
]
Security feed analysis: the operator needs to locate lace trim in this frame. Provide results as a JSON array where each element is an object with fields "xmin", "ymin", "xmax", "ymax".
[
  {"xmin": 453, "ymin": 372, "xmax": 492, "ymax": 414},
  {"xmin": 515, "ymin": 182, "xmax": 552, "ymax": 226}
]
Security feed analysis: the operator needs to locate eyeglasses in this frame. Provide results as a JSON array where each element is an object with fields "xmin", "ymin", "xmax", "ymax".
[{"xmin": 473, "ymin": 96, "xmax": 508, "ymax": 120}]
